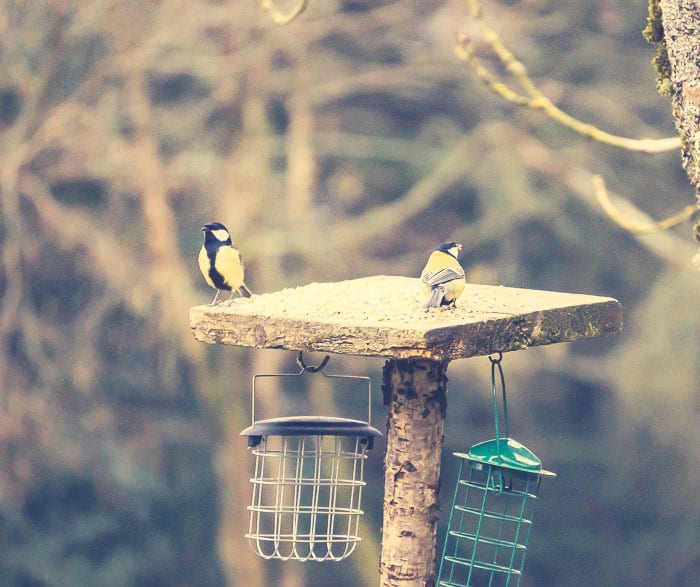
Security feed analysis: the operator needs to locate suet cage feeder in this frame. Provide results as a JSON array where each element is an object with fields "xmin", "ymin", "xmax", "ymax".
[
  {"xmin": 240, "ymin": 353, "xmax": 381, "ymax": 562},
  {"xmin": 438, "ymin": 355, "xmax": 555, "ymax": 587}
]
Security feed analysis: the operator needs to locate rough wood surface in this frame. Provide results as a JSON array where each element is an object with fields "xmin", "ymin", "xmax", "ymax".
[
  {"xmin": 189, "ymin": 275, "xmax": 622, "ymax": 360},
  {"xmin": 380, "ymin": 359, "xmax": 447, "ymax": 587}
]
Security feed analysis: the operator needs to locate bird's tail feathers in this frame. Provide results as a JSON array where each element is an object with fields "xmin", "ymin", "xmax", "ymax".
[
  {"xmin": 424, "ymin": 286, "xmax": 444, "ymax": 310},
  {"xmin": 238, "ymin": 283, "xmax": 252, "ymax": 298}
]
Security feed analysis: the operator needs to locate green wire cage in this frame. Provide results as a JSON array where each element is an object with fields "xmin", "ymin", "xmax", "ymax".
[{"xmin": 438, "ymin": 355, "xmax": 555, "ymax": 587}]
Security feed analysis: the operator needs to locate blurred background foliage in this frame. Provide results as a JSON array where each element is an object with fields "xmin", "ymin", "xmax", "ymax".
[{"xmin": 0, "ymin": 0, "xmax": 698, "ymax": 585}]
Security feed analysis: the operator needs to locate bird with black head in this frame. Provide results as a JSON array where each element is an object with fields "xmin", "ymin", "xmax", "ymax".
[
  {"xmin": 199, "ymin": 222, "xmax": 252, "ymax": 305},
  {"xmin": 420, "ymin": 241, "xmax": 466, "ymax": 311}
]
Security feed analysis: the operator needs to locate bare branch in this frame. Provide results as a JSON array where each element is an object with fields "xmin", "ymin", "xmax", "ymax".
[
  {"xmin": 459, "ymin": 0, "xmax": 681, "ymax": 154},
  {"xmin": 261, "ymin": 0, "xmax": 307, "ymax": 25},
  {"xmin": 453, "ymin": 36, "xmax": 529, "ymax": 106},
  {"xmin": 592, "ymin": 174, "xmax": 697, "ymax": 234},
  {"xmin": 512, "ymin": 133, "xmax": 699, "ymax": 269}
]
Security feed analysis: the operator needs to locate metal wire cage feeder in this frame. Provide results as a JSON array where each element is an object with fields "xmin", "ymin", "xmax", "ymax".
[
  {"xmin": 240, "ymin": 353, "xmax": 382, "ymax": 562},
  {"xmin": 438, "ymin": 354, "xmax": 555, "ymax": 587}
]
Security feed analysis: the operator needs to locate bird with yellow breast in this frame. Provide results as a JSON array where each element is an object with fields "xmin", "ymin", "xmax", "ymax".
[
  {"xmin": 198, "ymin": 222, "xmax": 252, "ymax": 305},
  {"xmin": 420, "ymin": 241, "xmax": 466, "ymax": 311}
]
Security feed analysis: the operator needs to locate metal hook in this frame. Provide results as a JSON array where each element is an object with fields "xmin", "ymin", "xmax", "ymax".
[
  {"xmin": 490, "ymin": 353, "xmax": 509, "ymax": 451},
  {"xmin": 296, "ymin": 351, "xmax": 330, "ymax": 373},
  {"xmin": 251, "ymin": 352, "xmax": 372, "ymax": 427}
]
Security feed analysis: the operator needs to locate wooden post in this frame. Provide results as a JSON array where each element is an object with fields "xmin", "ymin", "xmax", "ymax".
[
  {"xmin": 189, "ymin": 275, "xmax": 622, "ymax": 585},
  {"xmin": 380, "ymin": 359, "xmax": 448, "ymax": 587}
]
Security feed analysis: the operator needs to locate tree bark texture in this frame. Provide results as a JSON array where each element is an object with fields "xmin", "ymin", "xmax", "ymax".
[
  {"xmin": 380, "ymin": 358, "xmax": 448, "ymax": 587},
  {"xmin": 658, "ymin": 1, "xmax": 700, "ymax": 202}
]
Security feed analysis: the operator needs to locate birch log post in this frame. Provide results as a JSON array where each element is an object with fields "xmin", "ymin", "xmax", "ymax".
[{"xmin": 380, "ymin": 358, "xmax": 448, "ymax": 587}]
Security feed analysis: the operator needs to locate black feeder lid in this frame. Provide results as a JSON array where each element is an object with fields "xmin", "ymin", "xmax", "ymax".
[{"xmin": 241, "ymin": 416, "xmax": 382, "ymax": 449}]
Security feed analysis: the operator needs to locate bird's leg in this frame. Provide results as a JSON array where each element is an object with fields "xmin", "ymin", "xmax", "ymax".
[
  {"xmin": 439, "ymin": 298, "xmax": 457, "ymax": 311},
  {"xmin": 210, "ymin": 289, "xmax": 221, "ymax": 306}
]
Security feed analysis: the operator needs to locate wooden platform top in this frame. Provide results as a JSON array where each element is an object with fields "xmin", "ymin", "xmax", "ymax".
[{"xmin": 189, "ymin": 275, "xmax": 622, "ymax": 361}]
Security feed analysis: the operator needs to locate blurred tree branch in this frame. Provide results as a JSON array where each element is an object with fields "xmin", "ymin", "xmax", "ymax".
[
  {"xmin": 592, "ymin": 174, "xmax": 696, "ymax": 234},
  {"xmin": 457, "ymin": 0, "xmax": 681, "ymax": 154},
  {"xmin": 514, "ymin": 132, "xmax": 699, "ymax": 271},
  {"xmin": 457, "ymin": 0, "xmax": 700, "ymax": 261},
  {"xmin": 261, "ymin": 0, "xmax": 307, "ymax": 25},
  {"xmin": 333, "ymin": 132, "xmax": 488, "ymax": 244}
]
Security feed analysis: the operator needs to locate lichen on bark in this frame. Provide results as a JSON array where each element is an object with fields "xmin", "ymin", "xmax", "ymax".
[{"xmin": 643, "ymin": 0, "xmax": 673, "ymax": 96}]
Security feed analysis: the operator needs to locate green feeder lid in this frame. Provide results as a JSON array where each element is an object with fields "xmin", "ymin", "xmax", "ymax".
[{"xmin": 457, "ymin": 437, "xmax": 556, "ymax": 477}]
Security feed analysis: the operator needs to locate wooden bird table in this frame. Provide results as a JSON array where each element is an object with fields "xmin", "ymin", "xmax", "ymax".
[{"xmin": 189, "ymin": 275, "xmax": 622, "ymax": 586}]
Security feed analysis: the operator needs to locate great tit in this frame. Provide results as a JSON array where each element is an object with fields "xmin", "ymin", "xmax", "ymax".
[
  {"xmin": 199, "ymin": 222, "xmax": 252, "ymax": 305},
  {"xmin": 420, "ymin": 242, "xmax": 466, "ymax": 311}
]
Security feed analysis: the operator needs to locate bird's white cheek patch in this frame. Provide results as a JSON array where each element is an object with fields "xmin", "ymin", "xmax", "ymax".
[{"xmin": 212, "ymin": 229, "xmax": 230, "ymax": 241}]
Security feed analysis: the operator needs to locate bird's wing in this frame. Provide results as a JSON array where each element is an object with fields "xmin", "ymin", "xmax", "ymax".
[
  {"xmin": 198, "ymin": 247, "xmax": 215, "ymax": 288},
  {"xmin": 421, "ymin": 266, "xmax": 465, "ymax": 287}
]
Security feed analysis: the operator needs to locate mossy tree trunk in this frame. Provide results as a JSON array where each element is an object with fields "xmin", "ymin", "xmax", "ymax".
[
  {"xmin": 380, "ymin": 358, "xmax": 448, "ymax": 587},
  {"xmin": 654, "ymin": 2, "xmax": 700, "ymax": 237}
]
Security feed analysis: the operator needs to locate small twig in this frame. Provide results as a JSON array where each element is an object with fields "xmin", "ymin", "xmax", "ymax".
[
  {"xmin": 261, "ymin": 0, "xmax": 307, "ymax": 25},
  {"xmin": 459, "ymin": 0, "xmax": 682, "ymax": 154},
  {"xmin": 454, "ymin": 36, "xmax": 529, "ymax": 106},
  {"xmin": 592, "ymin": 174, "xmax": 697, "ymax": 233}
]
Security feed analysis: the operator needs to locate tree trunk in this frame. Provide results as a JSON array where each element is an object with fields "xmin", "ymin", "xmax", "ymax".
[
  {"xmin": 656, "ymin": 2, "xmax": 700, "ymax": 236},
  {"xmin": 380, "ymin": 358, "xmax": 448, "ymax": 587}
]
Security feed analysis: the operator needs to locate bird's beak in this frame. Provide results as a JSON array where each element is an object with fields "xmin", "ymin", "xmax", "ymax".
[{"xmin": 201, "ymin": 226, "xmax": 207, "ymax": 231}]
